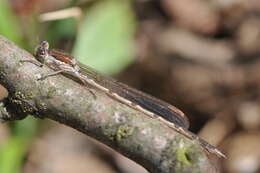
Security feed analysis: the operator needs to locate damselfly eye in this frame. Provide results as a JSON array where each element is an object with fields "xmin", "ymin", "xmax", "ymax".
[{"xmin": 40, "ymin": 41, "xmax": 49, "ymax": 50}]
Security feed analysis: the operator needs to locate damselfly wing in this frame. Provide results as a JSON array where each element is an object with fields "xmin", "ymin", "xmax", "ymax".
[{"xmin": 50, "ymin": 49, "xmax": 190, "ymax": 130}]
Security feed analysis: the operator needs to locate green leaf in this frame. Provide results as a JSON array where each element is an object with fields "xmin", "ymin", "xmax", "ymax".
[
  {"xmin": 73, "ymin": 0, "xmax": 136, "ymax": 75},
  {"xmin": 0, "ymin": 137, "xmax": 27, "ymax": 173},
  {"xmin": 0, "ymin": 117, "xmax": 38, "ymax": 173},
  {"xmin": 0, "ymin": 0, "xmax": 23, "ymax": 46}
]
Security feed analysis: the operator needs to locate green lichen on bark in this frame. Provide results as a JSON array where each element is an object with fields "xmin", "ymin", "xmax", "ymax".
[{"xmin": 115, "ymin": 125, "xmax": 133, "ymax": 141}]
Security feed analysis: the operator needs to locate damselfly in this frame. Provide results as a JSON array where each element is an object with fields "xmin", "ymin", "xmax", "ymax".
[{"xmin": 29, "ymin": 41, "xmax": 226, "ymax": 158}]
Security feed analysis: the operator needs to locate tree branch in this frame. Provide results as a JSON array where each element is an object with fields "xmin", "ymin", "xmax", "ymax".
[{"xmin": 0, "ymin": 36, "xmax": 218, "ymax": 173}]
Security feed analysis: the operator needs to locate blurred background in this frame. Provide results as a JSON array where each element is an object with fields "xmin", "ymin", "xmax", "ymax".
[{"xmin": 0, "ymin": 0, "xmax": 260, "ymax": 172}]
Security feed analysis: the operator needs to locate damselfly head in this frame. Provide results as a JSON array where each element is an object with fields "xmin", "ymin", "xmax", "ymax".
[{"xmin": 35, "ymin": 40, "xmax": 49, "ymax": 61}]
